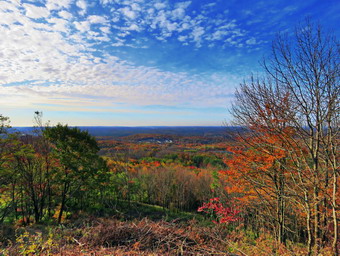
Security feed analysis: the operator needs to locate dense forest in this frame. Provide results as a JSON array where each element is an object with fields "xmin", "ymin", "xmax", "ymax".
[{"xmin": 0, "ymin": 22, "xmax": 339, "ymax": 255}]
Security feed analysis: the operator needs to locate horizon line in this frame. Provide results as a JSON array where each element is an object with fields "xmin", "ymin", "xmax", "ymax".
[{"xmin": 12, "ymin": 125, "xmax": 236, "ymax": 128}]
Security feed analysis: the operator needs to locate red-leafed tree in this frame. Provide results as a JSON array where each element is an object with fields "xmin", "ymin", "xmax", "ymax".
[
  {"xmin": 227, "ymin": 20, "xmax": 339, "ymax": 256},
  {"xmin": 223, "ymin": 96, "xmax": 295, "ymax": 244},
  {"xmin": 198, "ymin": 197, "xmax": 241, "ymax": 224}
]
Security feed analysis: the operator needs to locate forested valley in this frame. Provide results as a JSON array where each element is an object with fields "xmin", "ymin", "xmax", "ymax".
[{"xmin": 0, "ymin": 22, "xmax": 339, "ymax": 256}]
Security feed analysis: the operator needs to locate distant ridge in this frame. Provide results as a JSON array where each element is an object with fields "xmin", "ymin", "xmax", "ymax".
[{"xmin": 11, "ymin": 126, "xmax": 242, "ymax": 137}]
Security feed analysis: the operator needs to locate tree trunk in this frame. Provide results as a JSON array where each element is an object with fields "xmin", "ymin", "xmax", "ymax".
[
  {"xmin": 313, "ymin": 187, "xmax": 320, "ymax": 254},
  {"xmin": 306, "ymin": 199, "xmax": 313, "ymax": 256},
  {"xmin": 58, "ymin": 182, "xmax": 68, "ymax": 224},
  {"xmin": 332, "ymin": 171, "xmax": 338, "ymax": 256}
]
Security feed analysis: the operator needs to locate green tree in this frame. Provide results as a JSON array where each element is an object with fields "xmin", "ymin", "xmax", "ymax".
[
  {"xmin": 43, "ymin": 124, "xmax": 107, "ymax": 223},
  {"xmin": 0, "ymin": 115, "xmax": 15, "ymax": 223}
]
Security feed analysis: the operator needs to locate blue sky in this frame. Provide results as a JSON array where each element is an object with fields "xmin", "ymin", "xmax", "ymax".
[{"xmin": 0, "ymin": 0, "xmax": 339, "ymax": 126}]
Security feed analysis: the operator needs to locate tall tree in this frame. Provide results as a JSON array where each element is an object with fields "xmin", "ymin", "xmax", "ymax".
[
  {"xmin": 230, "ymin": 20, "xmax": 339, "ymax": 255},
  {"xmin": 0, "ymin": 115, "xmax": 15, "ymax": 223},
  {"xmin": 43, "ymin": 124, "xmax": 107, "ymax": 223}
]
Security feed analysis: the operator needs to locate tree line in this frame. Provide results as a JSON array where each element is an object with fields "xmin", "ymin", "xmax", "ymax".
[
  {"xmin": 0, "ymin": 113, "xmax": 222, "ymax": 225},
  {"xmin": 0, "ymin": 114, "xmax": 109, "ymax": 225}
]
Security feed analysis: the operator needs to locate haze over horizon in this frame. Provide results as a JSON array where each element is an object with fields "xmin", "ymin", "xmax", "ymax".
[{"xmin": 1, "ymin": 0, "xmax": 339, "ymax": 126}]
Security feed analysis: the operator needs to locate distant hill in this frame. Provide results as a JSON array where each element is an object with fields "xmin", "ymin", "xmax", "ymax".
[{"xmin": 11, "ymin": 126, "xmax": 243, "ymax": 138}]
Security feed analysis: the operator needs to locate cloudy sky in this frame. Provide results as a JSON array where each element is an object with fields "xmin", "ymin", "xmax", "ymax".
[{"xmin": 0, "ymin": 0, "xmax": 339, "ymax": 126}]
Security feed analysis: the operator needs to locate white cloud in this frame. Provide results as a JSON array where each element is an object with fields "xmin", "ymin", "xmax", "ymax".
[
  {"xmin": 0, "ymin": 11, "xmax": 18, "ymax": 25},
  {"xmin": 23, "ymin": 3, "xmax": 50, "ymax": 19},
  {"xmin": 74, "ymin": 20, "xmax": 90, "ymax": 33},
  {"xmin": 245, "ymin": 37, "xmax": 257, "ymax": 45},
  {"xmin": 178, "ymin": 35, "xmax": 187, "ymax": 41},
  {"xmin": 180, "ymin": 22, "xmax": 190, "ymax": 30},
  {"xmin": 100, "ymin": 0, "xmax": 114, "ymax": 5},
  {"xmin": 46, "ymin": 0, "xmax": 73, "ymax": 11},
  {"xmin": 191, "ymin": 26, "xmax": 204, "ymax": 45},
  {"xmin": 130, "ymin": 3, "xmax": 141, "ymax": 11},
  {"xmin": 90, "ymin": 0, "xmax": 251, "ymax": 48},
  {"xmin": 202, "ymin": 3, "xmax": 216, "ymax": 9},
  {"xmin": 58, "ymin": 10, "xmax": 72, "ymax": 20},
  {"xmin": 48, "ymin": 17, "xmax": 69, "ymax": 32},
  {"xmin": 219, "ymin": 21, "xmax": 237, "ymax": 30},
  {"xmin": 209, "ymin": 30, "xmax": 230, "ymax": 41},
  {"xmin": 76, "ymin": 0, "xmax": 87, "ymax": 15},
  {"xmin": 88, "ymin": 15, "xmax": 108, "ymax": 24},
  {"xmin": 126, "ymin": 23, "xmax": 139, "ymax": 31},
  {"xmin": 0, "ymin": 0, "xmax": 251, "ymax": 114},
  {"xmin": 100, "ymin": 26, "xmax": 111, "ymax": 34},
  {"xmin": 0, "ymin": 1, "xmax": 20, "ymax": 12},
  {"xmin": 171, "ymin": 7, "xmax": 185, "ymax": 19},
  {"xmin": 120, "ymin": 7, "xmax": 137, "ymax": 19},
  {"xmin": 175, "ymin": 1, "xmax": 191, "ymax": 9},
  {"xmin": 154, "ymin": 2, "xmax": 167, "ymax": 10},
  {"xmin": 0, "ymin": 5, "xmax": 238, "ymax": 108},
  {"xmin": 93, "ymin": 35, "xmax": 110, "ymax": 42}
]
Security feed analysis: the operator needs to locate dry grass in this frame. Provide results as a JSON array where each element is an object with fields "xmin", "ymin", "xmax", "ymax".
[
  {"xmin": 3, "ymin": 218, "xmax": 236, "ymax": 255},
  {"xmin": 77, "ymin": 218, "xmax": 231, "ymax": 255}
]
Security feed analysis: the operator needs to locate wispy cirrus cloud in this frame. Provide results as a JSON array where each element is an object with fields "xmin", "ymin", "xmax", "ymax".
[
  {"xmin": 0, "ymin": 0, "xmax": 241, "ymax": 111},
  {"xmin": 67, "ymin": 0, "xmax": 252, "ymax": 48},
  {"xmin": 0, "ymin": 0, "xmax": 338, "ymax": 125}
]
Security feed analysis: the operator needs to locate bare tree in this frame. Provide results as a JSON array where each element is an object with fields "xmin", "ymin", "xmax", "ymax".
[{"xmin": 231, "ymin": 20, "xmax": 339, "ymax": 255}]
